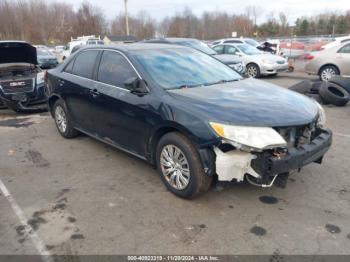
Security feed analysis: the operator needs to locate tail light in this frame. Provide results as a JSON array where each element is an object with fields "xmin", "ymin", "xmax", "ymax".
[{"xmin": 305, "ymin": 55, "xmax": 315, "ymax": 60}]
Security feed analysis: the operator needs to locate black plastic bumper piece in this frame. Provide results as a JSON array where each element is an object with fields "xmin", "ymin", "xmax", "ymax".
[
  {"xmin": 0, "ymin": 84, "xmax": 48, "ymax": 113},
  {"xmin": 251, "ymin": 128, "xmax": 332, "ymax": 177}
]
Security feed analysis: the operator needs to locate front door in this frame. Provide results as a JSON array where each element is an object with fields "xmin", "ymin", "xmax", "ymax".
[
  {"xmin": 90, "ymin": 50, "xmax": 154, "ymax": 156},
  {"xmin": 336, "ymin": 44, "xmax": 350, "ymax": 76}
]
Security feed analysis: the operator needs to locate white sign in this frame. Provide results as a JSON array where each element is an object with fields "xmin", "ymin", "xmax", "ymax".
[{"xmin": 231, "ymin": 32, "xmax": 237, "ymax": 37}]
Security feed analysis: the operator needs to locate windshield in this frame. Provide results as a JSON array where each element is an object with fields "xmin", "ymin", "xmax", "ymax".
[
  {"xmin": 132, "ymin": 47, "xmax": 241, "ymax": 90},
  {"xmin": 176, "ymin": 40, "xmax": 217, "ymax": 55},
  {"xmin": 245, "ymin": 39, "xmax": 260, "ymax": 47},
  {"xmin": 37, "ymin": 49, "xmax": 52, "ymax": 56},
  {"xmin": 237, "ymin": 44, "xmax": 263, "ymax": 55}
]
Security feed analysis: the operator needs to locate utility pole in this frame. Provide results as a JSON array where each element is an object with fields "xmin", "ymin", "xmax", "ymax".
[{"xmin": 124, "ymin": 0, "xmax": 129, "ymax": 36}]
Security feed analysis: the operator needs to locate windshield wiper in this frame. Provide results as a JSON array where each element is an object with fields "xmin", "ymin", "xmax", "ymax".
[{"xmin": 204, "ymin": 79, "xmax": 239, "ymax": 86}]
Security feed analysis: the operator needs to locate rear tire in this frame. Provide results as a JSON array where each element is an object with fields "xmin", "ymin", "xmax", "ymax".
[
  {"xmin": 329, "ymin": 76, "xmax": 350, "ymax": 94},
  {"xmin": 53, "ymin": 100, "xmax": 79, "ymax": 138},
  {"xmin": 156, "ymin": 132, "xmax": 213, "ymax": 199},
  {"xmin": 319, "ymin": 65, "xmax": 339, "ymax": 81},
  {"xmin": 319, "ymin": 82, "xmax": 349, "ymax": 107}
]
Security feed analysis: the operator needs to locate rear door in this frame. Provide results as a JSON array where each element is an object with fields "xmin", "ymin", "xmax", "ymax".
[
  {"xmin": 59, "ymin": 50, "xmax": 100, "ymax": 132},
  {"xmin": 336, "ymin": 44, "xmax": 350, "ymax": 76}
]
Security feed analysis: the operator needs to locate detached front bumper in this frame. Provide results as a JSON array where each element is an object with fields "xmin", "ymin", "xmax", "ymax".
[
  {"xmin": 260, "ymin": 63, "xmax": 288, "ymax": 75},
  {"xmin": 213, "ymin": 128, "xmax": 332, "ymax": 186},
  {"xmin": 251, "ymin": 128, "xmax": 332, "ymax": 181}
]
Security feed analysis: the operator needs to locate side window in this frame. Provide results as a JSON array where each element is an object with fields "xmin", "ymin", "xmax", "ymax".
[
  {"xmin": 71, "ymin": 50, "xmax": 99, "ymax": 79},
  {"xmin": 338, "ymin": 44, "xmax": 350, "ymax": 54},
  {"xmin": 226, "ymin": 45, "xmax": 237, "ymax": 55},
  {"xmin": 64, "ymin": 59, "xmax": 74, "ymax": 73},
  {"xmin": 213, "ymin": 45, "xmax": 224, "ymax": 54},
  {"xmin": 97, "ymin": 51, "xmax": 137, "ymax": 88}
]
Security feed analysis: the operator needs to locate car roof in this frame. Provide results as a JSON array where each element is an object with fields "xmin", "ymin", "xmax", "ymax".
[
  {"xmin": 0, "ymin": 40, "xmax": 30, "ymax": 44},
  {"xmin": 79, "ymin": 43, "xmax": 188, "ymax": 53}
]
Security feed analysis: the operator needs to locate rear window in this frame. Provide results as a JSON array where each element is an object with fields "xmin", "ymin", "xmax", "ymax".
[
  {"xmin": 71, "ymin": 50, "xmax": 99, "ymax": 79},
  {"xmin": 224, "ymin": 40, "xmax": 242, "ymax": 44}
]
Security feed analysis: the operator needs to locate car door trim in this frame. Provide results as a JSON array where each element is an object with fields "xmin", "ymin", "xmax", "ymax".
[{"xmin": 74, "ymin": 126, "xmax": 147, "ymax": 161}]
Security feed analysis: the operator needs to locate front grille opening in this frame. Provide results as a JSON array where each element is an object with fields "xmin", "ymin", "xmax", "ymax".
[{"xmin": 218, "ymin": 143, "xmax": 235, "ymax": 153}]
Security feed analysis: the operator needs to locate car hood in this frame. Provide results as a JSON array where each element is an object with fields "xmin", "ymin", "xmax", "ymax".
[
  {"xmin": 168, "ymin": 78, "xmax": 319, "ymax": 127},
  {"xmin": 0, "ymin": 42, "xmax": 37, "ymax": 65},
  {"xmin": 213, "ymin": 54, "xmax": 241, "ymax": 64},
  {"xmin": 250, "ymin": 53, "xmax": 286, "ymax": 62}
]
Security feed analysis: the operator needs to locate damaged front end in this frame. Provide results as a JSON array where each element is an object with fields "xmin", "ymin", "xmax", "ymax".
[
  {"xmin": 0, "ymin": 42, "xmax": 48, "ymax": 113},
  {"xmin": 208, "ymin": 110, "xmax": 332, "ymax": 188}
]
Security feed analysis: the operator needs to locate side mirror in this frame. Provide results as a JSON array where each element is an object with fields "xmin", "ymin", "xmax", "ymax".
[{"xmin": 124, "ymin": 77, "xmax": 149, "ymax": 95}]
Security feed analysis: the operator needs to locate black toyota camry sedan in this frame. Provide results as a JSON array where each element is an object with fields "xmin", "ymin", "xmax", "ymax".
[{"xmin": 46, "ymin": 44, "xmax": 332, "ymax": 198}]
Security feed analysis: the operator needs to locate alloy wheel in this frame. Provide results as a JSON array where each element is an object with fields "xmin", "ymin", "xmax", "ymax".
[
  {"xmin": 321, "ymin": 68, "xmax": 336, "ymax": 81},
  {"xmin": 247, "ymin": 65, "xmax": 258, "ymax": 78},
  {"xmin": 55, "ymin": 105, "xmax": 67, "ymax": 133},
  {"xmin": 160, "ymin": 145, "xmax": 190, "ymax": 190}
]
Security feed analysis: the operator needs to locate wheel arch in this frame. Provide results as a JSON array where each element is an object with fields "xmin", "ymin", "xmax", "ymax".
[
  {"xmin": 318, "ymin": 64, "xmax": 340, "ymax": 76},
  {"xmin": 48, "ymin": 94, "xmax": 62, "ymax": 117},
  {"xmin": 147, "ymin": 123, "xmax": 216, "ymax": 176}
]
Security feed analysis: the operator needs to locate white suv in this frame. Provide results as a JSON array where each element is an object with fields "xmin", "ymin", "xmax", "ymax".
[{"xmin": 212, "ymin": 38, "xmax": 260, "ymax": 47}]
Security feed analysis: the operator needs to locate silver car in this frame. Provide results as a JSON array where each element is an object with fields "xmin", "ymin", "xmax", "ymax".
[
  {"xmin": 213, "ymin": 43, "xmax": 288, "ymax": 78},
  {"xmin": 305, "ymin": 42, "xmax": 350, "ymax": 81}
]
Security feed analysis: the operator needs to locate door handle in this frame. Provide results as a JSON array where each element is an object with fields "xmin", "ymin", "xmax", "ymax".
[{"xmin": 90, "ymin": 89, "xmax": 100, "ymax": 98}]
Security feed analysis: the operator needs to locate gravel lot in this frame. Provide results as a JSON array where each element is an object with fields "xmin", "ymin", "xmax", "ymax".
[{"xmin": 0, "ymin": 73, "xmax": 349, "ymax": 256}]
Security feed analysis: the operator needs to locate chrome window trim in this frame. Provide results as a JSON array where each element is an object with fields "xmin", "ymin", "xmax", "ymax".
[{"xmin": 62, "ymin": 48, "xmax": 146, "ymax": 93}]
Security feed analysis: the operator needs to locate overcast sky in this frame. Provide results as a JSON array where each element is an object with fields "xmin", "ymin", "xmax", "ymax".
[{"xmin": 50, "ymin": 0, "xmax": 350, "ymax": 24}]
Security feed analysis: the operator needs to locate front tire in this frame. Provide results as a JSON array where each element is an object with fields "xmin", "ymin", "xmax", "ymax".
[
  {"xmin": 246, "ymin": 63, "xmax": 261, "ymax": 78},
  {"xmin": 53, "ymin": 100, "xmax": 79, "ymax": 138},
  {"xmin": 156, "ymin": 132, "xmax": 212, "ymax": 199}
]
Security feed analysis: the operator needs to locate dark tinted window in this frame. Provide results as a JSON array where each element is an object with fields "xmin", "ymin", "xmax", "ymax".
[
  {"xmin": 213, "ymin": 45, "xmax": 224, "ymax": 54},
  {"xmin": 72, "ymin": 50, "xmax": 99, "ymax": 79},
  {"xmin": 338, "ymin": 44, "xmax": 350, "ymax": 53},
  {"xmin": 97, "ymin": 51, "xmax": 137, "ymax": 88}
]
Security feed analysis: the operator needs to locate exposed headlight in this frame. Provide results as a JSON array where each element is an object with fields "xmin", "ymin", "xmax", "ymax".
[
  {"xmin": 37, "ymin": 71, "xmax": 45, "ymax": 84},
  {"xmin": 315, "ymin": 102, "xmax": 326, "ymax": 127},
  {"xmin": 209, "ymin": 122, "xmax": 287, "ymax": 152}
]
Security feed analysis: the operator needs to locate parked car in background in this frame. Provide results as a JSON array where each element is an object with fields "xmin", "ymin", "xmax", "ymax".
[
  {"xmin": 37, "ymin": 49, "xmax": 58, "ymax": 69},
  {"xmin": 211, "ymin": 38, "xmax": 260, "ymax": 47},
  {"xmin": 213, "ymin": 43, "xmax": 288, "ymax": 78},
  {"xmin": 321, "ymin": 35, "xmax": 350, "ymax": 50},
  {"xmin": 47, "ymin": 44, "xmax": 331, "ymax": 198},
  {"xmin": 0, "ymin": 41, "xmax": 47, "ymax": 112},
  {"xmin": 142, "ymin": 38, "xmax": 246, "ymax": 75},
  {"xmin": 87, "ymin": 39, "xmax": 104, "ymax": 45},
  {"xmin": 305, "ymin": 42, "xmax": 350, "ymax": 81},
  {"xmin": 62, "ymin": 35, "xmax": 101, "ymax": 60}
]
